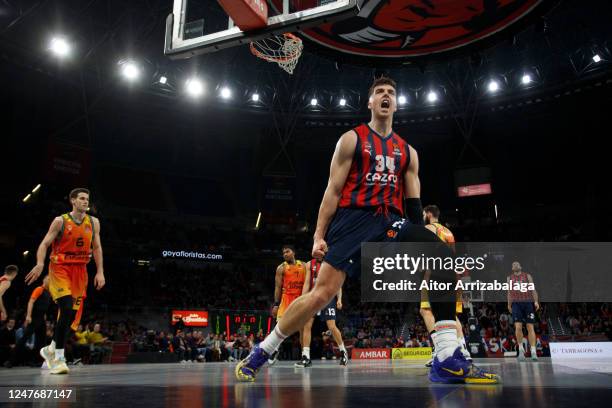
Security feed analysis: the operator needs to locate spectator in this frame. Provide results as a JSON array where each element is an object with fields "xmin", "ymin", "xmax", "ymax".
[
  {"xmin": 0, "ymin": 319, "xmax": 17, "ymax": 367},
  {"xmin": 87, "ymin": 323, "xmax": 112, "ymax": 364},
  {"xmin": 173, "ymin": 331, "xmax": 188, "ymax": 362},
  {"xmin": 158, "ymin": 331, "xmax": 169, "ymax": 353},
  {"xmin": 72, "ymin": 324, "xmax": 90, "ymax": 365}
]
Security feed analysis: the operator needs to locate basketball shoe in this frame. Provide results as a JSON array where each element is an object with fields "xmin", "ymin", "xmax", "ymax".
[
  {"xmin": 235, "ymin": 345, "xmax": 269, "ymax": 382},
  {"xmin": 429, "ymin": 348, "xmax": 500, "ymax": 384}
]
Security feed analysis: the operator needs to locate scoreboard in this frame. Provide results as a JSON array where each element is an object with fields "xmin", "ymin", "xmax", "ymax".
[{"xmin": 209, "ymin": 312, "xmax": 272, "ymax": 336}]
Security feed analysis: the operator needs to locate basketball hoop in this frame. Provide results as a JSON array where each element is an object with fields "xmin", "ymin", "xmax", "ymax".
[{"xmin": 250, "ymin": 33, "xmax": 303, "ymax": 75}]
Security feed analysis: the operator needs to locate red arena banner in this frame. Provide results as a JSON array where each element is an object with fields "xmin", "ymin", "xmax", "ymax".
[
  {"xmin": 457, "ymin": 183, "xmax": 493, "ymax": 197},
  {"xmin": 351, "ymin": 348, "xmax": 391, "ymax": 360},
  {"xmin": 171, "ymin": 310, "xmax": 209, "ymax": 327}
]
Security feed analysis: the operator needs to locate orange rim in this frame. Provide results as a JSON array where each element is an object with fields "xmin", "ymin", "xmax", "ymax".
[{"xmin": 250, "ymin": 33, "xmax": 302, "ymax": 63}]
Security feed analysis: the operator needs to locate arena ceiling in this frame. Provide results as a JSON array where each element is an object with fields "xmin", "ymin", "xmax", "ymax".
[{"xmin": 0, "ymin": 0, "xmax": 610, "ymax": 121}]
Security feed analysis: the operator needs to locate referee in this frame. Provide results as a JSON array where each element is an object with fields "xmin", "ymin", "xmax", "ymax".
[{"xmin": 17, "ymin": 275, "xmax": 51, "ymax": 365}]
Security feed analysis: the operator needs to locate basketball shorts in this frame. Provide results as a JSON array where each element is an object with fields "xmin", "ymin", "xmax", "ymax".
[
  {"xmin": 316, "ymin": 298, "xmax": 337, "ymax": 321},
  {"xmin": 49, "ymin": 263, "xmax": 88, "ymax": 311},
  {"xmin": 324, "ymin": 207, "xmax": 407, "ymax": 278},
  {"xmin": 512, "ymin": 302, "xmax": 535, "ymax": 324},
  {"xmin": 278, "ymin": 294, "xmax": 299, "ymax": 319}
]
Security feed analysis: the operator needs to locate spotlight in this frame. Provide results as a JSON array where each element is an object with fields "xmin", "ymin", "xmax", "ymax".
[
  {"xmin": 521, "ymin": 74, "xmax": 532, "ymax": 85},
  {"xmin": 23, "ymin": 250, "xmax": 29, "ymax": 256},
  {"xmin": 593, "ymin": 54, "xmax": 602, "ymax": 63},
  {"xmin": 488, "ymin": 80, "xmax": 499, "ymax": 93},
  {"xmin": 310, "ymin": 98, "xmax": 318, "ymax": 106},
  {"xmin": 398, "ymin": 95, "xmax": 407, "ymax": 105},
  {"xmin": 23, "ymin": 194, "xmax": 32, "ymax": 203},
  {"xmin": 49, "ymin": 36, "xmax": 71, "ymax": 58},
  {"xmin": 32, "ymin": 184, "xmax": 41, "ymax": 193},
  {"xmin": 220, "ymin": 87, "xmax": 232, "ymax": 99},
  {"xmin": 427, "ymin": 91, "xmax": 438, "ymax": 103},
  {"xmin": 159, "ymin": 76, "xmax": 168, "ymax": 85},
  {"xmin": 185, "ymin": 77, "xmax": 204, "ymax": 98},
  {"xmin": 339, "ymin": 98, "xmax": 347, "ymax": 106},
  {"xmin": 121, "ymin": 61, "xmax": 140, "ymax": 81},
  {"xmin": 251, "ymin": 93, "xmax": 260, "ymax": 102}
]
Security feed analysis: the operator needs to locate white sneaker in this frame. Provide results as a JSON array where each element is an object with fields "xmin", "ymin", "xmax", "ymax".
[
  {"xmin": 40, "ymin": 346, "xmax": 56, "ymax": 370},
  {"xmin": 50, "ymin": 358, "xmax": 69, "ymax": 375}
]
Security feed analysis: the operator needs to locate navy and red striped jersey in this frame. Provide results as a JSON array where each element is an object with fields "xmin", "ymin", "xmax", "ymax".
[
  {"xmin": 508, "ymin": 272, "xmax": 534, "ymax": 302},
  {"xmin": 308, "ymin": 258, "xmax": 321, "ymax": 292},
  {"xmin": 338, "ymin": 123, "xmax": 411, "ymax": 215}
]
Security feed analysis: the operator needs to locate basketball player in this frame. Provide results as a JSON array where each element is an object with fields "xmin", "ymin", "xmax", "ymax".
[
  {"xmin": 507, "ymin": 261, "xmax": 539, "ymax": 361},
  {"xmin": 295, "ymin": 257, "xmax": 348, "ymax": 368},
  {"xmin": 0, "ymin": 265, "xmax": 18, "ymax": 322},
  {"xmin": 25, "ymin": 188, "xmax": 106, "ymax": 374},
  {"xmin": 420, "ymin": 205, "xmax": 471, "ymax": 367},
  {"xmin": 267, "ymin": 245, "xmax": 308, "ymax": 365},
  {"xmin": 15, "ymin": 275, "xmax": 51, "ymax": 366},
  {"xmin": 237, "ymin": 76, "xmax": 498, "ymax": 383}
]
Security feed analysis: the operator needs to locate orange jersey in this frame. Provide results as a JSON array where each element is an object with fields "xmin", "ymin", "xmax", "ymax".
[
  {"xmin": 50, "ymin": 213, "xmax": 94, "ymax": 264},
  {"xmin": 281, "ymin": 261, "xmax": 306, "ymax": 297},
  {"xmin": 430, "ymin": 222, "xmax": 455, "ymax": 244}
]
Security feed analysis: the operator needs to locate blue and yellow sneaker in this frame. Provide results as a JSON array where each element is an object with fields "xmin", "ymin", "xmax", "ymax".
[
  {"xmin": 429, "ymin": 348, "xmax": 500, "ymax": 384},
  {"xmin": 235, "ymin": 345, "xmax": 270, "ymax": 382}
]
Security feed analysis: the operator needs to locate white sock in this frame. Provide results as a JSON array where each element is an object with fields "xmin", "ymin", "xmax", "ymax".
[
  {"xmin": 339, "ymin": 343, "xmax": 346, "ymax": 354},
  {"xmin": 49, "ymin": 341, "xmax": 56, "ymax": 352},
  {"xmin": 519, "ymin": 343, "xmax": 525, "ymax": 355},
  {"xmin": 303, "ymin": 347, "xmax": 310, "ymax": 359},
  {"xmin": 431, "ymin": 321, "xmax": 458, "ymax": 362},
  {"xmin": 56, "ymin": 349, "xmax": 65, "ymax": 360},
  {"xmin": 458, "ymin": 336, "xmax": 471, "ymax": 358},
  {"xmin": 531, "ymin": 346, "xmax": 537, "ymax": 356},
  {"xmin": 260, "ymin": 326, "xmax": 288, "ymax": 355}
]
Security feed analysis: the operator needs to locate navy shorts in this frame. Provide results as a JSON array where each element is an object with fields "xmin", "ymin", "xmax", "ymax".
[
  {"xmin": 512, "ymin": 302, "xmax": 536, "ymax": 324},
  {"xmin": 324, "ymin": 207, "xmax": 407, "ymax": 278},
  {"xmin": 317, "ymin": 298, "xmax": 337, "ymax": 321}
]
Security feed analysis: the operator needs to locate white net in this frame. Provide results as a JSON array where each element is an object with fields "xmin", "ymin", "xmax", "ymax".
[{"xmin": 250, "ymin": 33, "xmax": 303, "ymax": 75}]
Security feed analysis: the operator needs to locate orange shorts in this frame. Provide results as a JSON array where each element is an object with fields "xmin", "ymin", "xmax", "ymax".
[
  {"xmin": 49, "ymin": 263, "xmax": 88, "ymax": 311},
  {"xmin": 277, "ymin": 294, "xmax": 299, "ymax": 319}
]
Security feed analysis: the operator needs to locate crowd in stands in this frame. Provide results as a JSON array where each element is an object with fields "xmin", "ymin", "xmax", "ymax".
[
  {"xmin": 131, "ymin": 329, "xmax": 261, "ymax": 363},
  {"xmin": 558, "ymin": 303, "xmax": 612, "ymax": 338}
]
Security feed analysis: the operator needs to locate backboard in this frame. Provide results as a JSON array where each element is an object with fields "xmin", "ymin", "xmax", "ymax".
[{"xmin": 165, "ymin": 0, "xmax": 359, "ymax": 60}]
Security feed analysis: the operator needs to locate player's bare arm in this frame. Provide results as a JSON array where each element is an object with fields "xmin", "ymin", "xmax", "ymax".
[
  {"xmin": 92, "ymin": 216, "xmax": 105, "ymax": 290},
  {"xmin": 527, "ymin": 273, "xmax": 539, "ymax": 310},
  {"xmin": 312, "ymin": 130, "xmax": 357, "ymax": 258},
  {"xmin": 403, "ymin": 146, "xmax": 421, "ymax": 199},
  {"xmin": 0, "ymin": 280, "xmax": 10, "ymax": 321},
  {"xmin": 402, "ymin": 146, "xmax": 425, "ymax": 225},
  {"xmin": 337, "ymin": 287, "xmax": 343, "ymax": 310},
  {"xmin": 272, "ymin": 264, "xmax": 284, "ymax": 317},
  {"xmin": 25, "ymin": 217, "xmax": 63, "ymax": 285},
  {"xmin": 301, "ymin": 262, "xmax": 310, "ymax": 295},
  {"xmin": 25, "ymin": 296, "xmax": 35, "ymax": 325}
]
